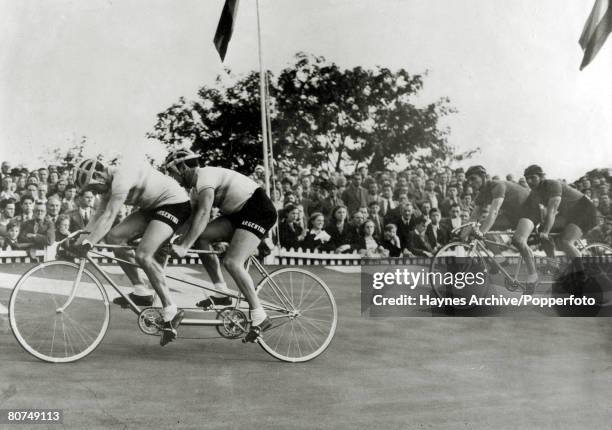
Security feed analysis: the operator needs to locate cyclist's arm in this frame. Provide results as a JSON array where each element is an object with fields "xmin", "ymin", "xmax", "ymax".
[
  {"xmin": 83, "ymin": 193, "xmax": 125, "ymax": 244},
  {"xmin": 541, "ymin": 196, "xmax": 561, "ymax": 235},
  {"xmin": 479, "ymin": 197, "xmax": 503, "ymax": 234},
  {"xmin": 178, "ymin": 188, "xmax": 214, "ymax": 249}
]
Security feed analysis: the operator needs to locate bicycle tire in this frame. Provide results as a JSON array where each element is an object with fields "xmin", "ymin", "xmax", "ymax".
[
  {"xmin": 254, "ymin": 268, "xmax": 337, "ymax": 363},
  {"xmin": 429, "ymin": 241, "xmax": 490, "ymax": 309},
  {"xmin": 9, "ymin": 260, "xmax": 110, "ymax": 363}
]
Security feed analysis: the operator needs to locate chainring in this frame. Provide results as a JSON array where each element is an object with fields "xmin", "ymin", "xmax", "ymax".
[
  {"xmin": 138, "ymin": 307, "xmax": 163, "ymax": 335},
  {"xmin": 216, "ymin": 308, "xmax": 249, "ymax": 339}
]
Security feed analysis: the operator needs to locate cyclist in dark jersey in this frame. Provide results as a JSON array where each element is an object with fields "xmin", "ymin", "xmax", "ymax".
[
  {"xmin": 523, "ymin": 164, "xmax": 597, "ymax": 261},
  {"xmin": 467, "ymin": 165, "xmax": 540, "ymax": 291}
]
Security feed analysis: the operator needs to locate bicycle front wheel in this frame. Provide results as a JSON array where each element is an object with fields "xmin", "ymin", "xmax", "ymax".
[
  {"xmin": 430, "ymin": 241, "xmax": 490, "ymax": 309},
  {"xmin": 9, "ymin": 261, "xmax": 110, "ymax": 363},
  {"xmin": 255, "ymin": 268, "xmax": 337, "ymax": 363}
]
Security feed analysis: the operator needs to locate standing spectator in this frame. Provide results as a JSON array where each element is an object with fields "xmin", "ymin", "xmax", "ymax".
[
  {"xmin": 380, "ymin": 224, "xmax": 402, "ymax": 257},
  {"xmin": 19, "ymin": 201, "xmax": 55, "ymax": 249},
  {"xmin": 325, "ymin": 205, "xmax": 354, "ymax": 253},
  {"xmin": 37, "ymin": 183, "xmax": 49, "ymax": 203},
  {"xmin": 69, "ymin": 190, "xmax": 95, "ymax": 231},
  {"xmin": 379, "ymin": 183, "xmax": 396, "ymax": 217},
  {"xmin": 38, "ymin": 168, "xmax": 49, "ymax": 185},
  {"xmin": 365, "ymin": 182, "xmax": 381, "ymax": 206},
  {"xmin": 409, "ymin": 175, "xmax": 425, "ymax": 203},
  {"xmin": 301, "ymin": 212, "xmax": 332, "ymax": 251},
  {"xmin": 23, "ymin": 183, "xmax": 38, "ymax": 200},
  {"xmin": 435, "ymin": 171, "xmax": 450, "ymax": 199},
  {"xmin": 439, "ymin": 185, "xmax": 461, "ymax": 217},
  {"xmin": 384, "ymin": 193, "xmax": 410, "ymax": 226},
  {"xmin": 599, "ymin": 194, "xmax": 611, "ymax": 216},
  {"xmin": 1, "ymin": 161, "xmax": 11, "ymax": 177},
  {"xmin": 279, "ymin": 205, "xmax": 305, "ymax": 250},
  {"xmin": 425, "ymin": 208, "xmax": 449, "ymax": 252},
  {"xmin": 50, "ymin": 178, "xmax": 68, "ymax": 199},
  {"xmin": 423, "ymin": 179, "xmax": 440, "ymax": 208},
  {"xmin": 341, "ymin": 173, "xmax": 368, "ymax": 215},
  {"xmin": 396, "ymin": 203, "xmax": 418, "ymax": 250},
  {"xmin": 442, "ymin": 203, "xmax": 463, "ymax": 231},
  {"xmin": 16, "ymin": 195, "xmax": 35, "ymax": 223},
  {"xmin": 0, "ymin": 177, "xmax": 18, "ymax": 201}
]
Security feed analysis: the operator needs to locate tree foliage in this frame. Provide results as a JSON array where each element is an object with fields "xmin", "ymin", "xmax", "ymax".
[{"xmin": 148, "ymin": 53, "xmax": 473, "ymax": 174}]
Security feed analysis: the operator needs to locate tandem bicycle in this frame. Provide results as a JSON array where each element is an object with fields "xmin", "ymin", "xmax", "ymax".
[
  {"xmin": 429, "ymin": 222, "xmax": 612, "ymax": 307},
  {"xmin": 8, "ymin": 231, "xmax": 338, "ymax": 363}
]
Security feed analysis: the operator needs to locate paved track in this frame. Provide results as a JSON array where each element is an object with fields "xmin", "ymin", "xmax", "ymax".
[{"xmin": 1, "ymin": 263, "xmax": 611, "ymax": 429}]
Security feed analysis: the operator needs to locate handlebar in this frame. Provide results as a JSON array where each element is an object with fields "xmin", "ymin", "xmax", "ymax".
[
  {"xmin": 56, "ymin": 230, "xmax": 89, "ymax": 245},
  {"xmin": 451, "ymin": 222, "xmax": 478, "ymax": 236}
]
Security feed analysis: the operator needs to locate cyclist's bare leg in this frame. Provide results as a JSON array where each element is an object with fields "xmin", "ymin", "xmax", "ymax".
[
  {"xmin": 223, "ymin": 229, "xmax": 266, "ymax": 321},
  {"xmin": 512, "ymin": 218, "xmax": 537, "ymax": 278},
  {"xmin": 196, "ymin": 217, "xmax": 234, "ymax": 285},
  {"xmin": 559, "ymin": 224, "xmax": 583, "ymax": 260},
  {"xmin": 106, "ymin": 211, "xmax": 148, "ymax": 287},
  {"xmin": 135, "ymin": 220, "xmax": 176, "ymax": 309}
]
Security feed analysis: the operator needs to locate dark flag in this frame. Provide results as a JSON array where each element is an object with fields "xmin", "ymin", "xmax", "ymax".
[
  {"xmin": 579, "ymin": 0, "xmax": 612, "ymax": 70},
  {"xmin": 213, "ymin": 0, "xmax": 240, "ymax": 61}
]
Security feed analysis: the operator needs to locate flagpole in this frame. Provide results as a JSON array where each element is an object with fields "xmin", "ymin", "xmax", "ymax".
[{"xmin": 256, "ymin": 0, "xmax": 271, "ymax": 197}]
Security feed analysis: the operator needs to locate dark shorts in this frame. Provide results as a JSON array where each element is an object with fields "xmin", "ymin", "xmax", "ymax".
[
  {"xmin": 226, "ymin": 188, "xmax": 278, "ymax": 239},
  {"xmin": 564, "ymin": 196, "xmax": 598, "ymax": 233},
  {"xmin": 142, "ymin": 201, "xmax": 191, "ymax": 232}
]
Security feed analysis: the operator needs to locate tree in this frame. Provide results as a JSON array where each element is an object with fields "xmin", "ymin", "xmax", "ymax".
[
  {"xmin": 148, "ymin": 53, "xmax": 473, "ymax": 174},
  {"xmin": 147, "ymin": 72, "xmax": 269, "ymax": 175}
]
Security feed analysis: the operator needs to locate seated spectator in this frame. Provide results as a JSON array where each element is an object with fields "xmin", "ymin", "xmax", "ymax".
[
  {"xmin": 384, "ymin": 193, "xmax": 410, "ymax": 226},
  {"xmin": 367, "ymin": 200, "xmax": 383, "ymax": 239},
  {"xmin": 46, "ymin": 196, "xmax": 62, "ymax": 225},
  {"xmin": 302, "ymin": 212, "xmax": 332, "ymax": 251},
  {"xmin": 0, "ymin": 198, "xmax": 16, "ymax": 235},
  {"xmin": 61, "ymin": 184, "xmax": 78, "ymax": 213},
  {"xmin": 325, "ymin": 205, "xmax": 354, "ymax": 253},
  {"xmin": 425, "ymin": 208, "xmax": 449, "ymax": 252},
  {"xmin": 18, "ymin": 201, "xmax": 55, "ymax": 249},
  {"xmin": 55, "ymin": 214, "xmax": 72, "ymax": 242},
  {"xmin": 279, "ymin": 204, "xmax": 305, "ymax": 250},
  {"xmin": 406, "ymin": 215, "xmax": 434, "ymax": 257},
  {"xmin": 380, "ymin": 223, "xmax": 402, "ymax": 257},
  {"xmin": 355, "ymin": 219, "xmax": 387, "ymax": 258},
  {"xmin": 1, "ymin": 220, "xmax": 27, "ymax": 250}
]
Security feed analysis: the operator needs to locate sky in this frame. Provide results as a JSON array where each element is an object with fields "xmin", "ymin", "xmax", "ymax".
[{"xmin": 1, "ymin": 0, "xmax": 611, "ymax": 180}]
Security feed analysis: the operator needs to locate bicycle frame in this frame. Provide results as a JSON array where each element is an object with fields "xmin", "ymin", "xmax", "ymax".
[{"xmin": 70, "ymin": 245, "xmax": 295, "ymax": 328}]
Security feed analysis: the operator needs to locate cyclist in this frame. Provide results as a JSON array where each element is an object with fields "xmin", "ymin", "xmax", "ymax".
[
  {"xmin": 163, "ymin": 149, "xmax": 278, "ymax": 341},
  {"xmin": 72, "ymin": 157, "xmax": 191, "ymax": 346},
  {"xmin": 466, "ymin": 165, "xmax": 540, "ymax": 292},
  {"xmin": 523, "ymin": 164, "xmax": 598, "ymax": 286}
]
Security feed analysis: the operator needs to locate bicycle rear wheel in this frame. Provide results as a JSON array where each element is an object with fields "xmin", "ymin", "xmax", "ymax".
[
  {"xmin": 9, "ymin": 261, "xmax": 110, "ymax": 363},
  {"xmin": 255, "ymin": 268, "xmax": 337, "ymax": 362}
]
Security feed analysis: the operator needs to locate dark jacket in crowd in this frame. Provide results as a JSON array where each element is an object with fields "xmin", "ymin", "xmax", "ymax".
[
  {"xmin": 18, "ymin": 219, "xmax": 55, "ymax": 248},
  {"xmin": 279, "ymin": 220, "xmax": 304, "ymax": 250},
  {"xmin": 425, "ymin": 223, "xmax": 450, "ymax": 250}
]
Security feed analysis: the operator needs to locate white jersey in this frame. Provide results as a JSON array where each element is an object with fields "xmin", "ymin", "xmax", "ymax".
[
  {"xmin": 110, "ymin": 159, "xmax": 188, "ymax": 209},
  {"xmin": 193, "ymin": 167, "xmax": 259, "ymax": 214}
]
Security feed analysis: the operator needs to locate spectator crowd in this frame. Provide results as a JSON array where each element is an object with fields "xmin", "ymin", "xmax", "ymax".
[{"xmin": 1, "ymin": 159, "xmax": 612, "ymax": 259}]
